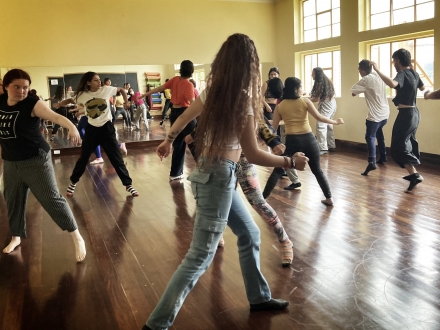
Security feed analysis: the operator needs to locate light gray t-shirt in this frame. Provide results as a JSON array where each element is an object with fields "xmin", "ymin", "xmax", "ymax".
[{"xmin": 351, "ymin": 71, "xmax": 390, "ymax": 122}]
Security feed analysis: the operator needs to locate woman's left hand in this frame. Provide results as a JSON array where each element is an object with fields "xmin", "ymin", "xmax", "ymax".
[{"xmin": 68, "ymin": 127, "xmax": 81, "ymax": 146}]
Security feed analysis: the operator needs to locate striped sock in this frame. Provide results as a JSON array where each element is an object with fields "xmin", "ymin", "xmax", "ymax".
[
  {"xmin": 126, "ymin": 185, "xmax": 139, "ymax": 197},
  {"xmin": 67, "ymin": 183, "xmax": 76, "ymax": 197}
]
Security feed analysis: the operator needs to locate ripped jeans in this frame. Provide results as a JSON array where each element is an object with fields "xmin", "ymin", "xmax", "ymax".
[{"xmin": 146, "ymin": 158, "xmax": 271, "ymax": 330}]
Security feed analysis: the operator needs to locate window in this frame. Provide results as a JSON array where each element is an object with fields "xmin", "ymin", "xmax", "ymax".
[
  {"xmin": 303, "ymin": 0, "xmax": 340, "ymax": 42},
  {"xmin": 370, "ymin": 36, "xmax": 434, "ymax": 97},
  {"xmin": 304, "ymin": 50, "xmax": 341, "ymax": 97},
  {"xmin": 370, "ymin": 0, "xmax": 434, "ymax": 30}
]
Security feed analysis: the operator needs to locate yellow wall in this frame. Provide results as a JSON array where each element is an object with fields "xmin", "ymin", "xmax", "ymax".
[
  {"xmin": 0, "ymin": 0, "xmax": 276, "ymax": 67},
  {"xmin": 275, "ymin": 0, "xmax": 440, "ymax": 155}
]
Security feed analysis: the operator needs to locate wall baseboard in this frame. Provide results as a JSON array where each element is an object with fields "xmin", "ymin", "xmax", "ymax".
[{"xmin": 335, "ymin": 139, "xmax": 440, "ymax": 167}]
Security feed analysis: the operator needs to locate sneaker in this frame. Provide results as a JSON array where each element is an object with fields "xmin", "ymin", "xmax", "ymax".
[
  {"xmin": 169, "ymin": 175, "xmax": 184, "ymax": 181},
  {"xmin": 284, "ymin": 182, "xmax": 302, "ymax": 190},
  {"xmin": 50, "ymin": 136, "xmax": 55, "ymax": 141},
  {"xmin": 134, "ymin": 127, "xmax": 140, "ymax": 132},
  {"xmin": 320, "ymin": 150, "xmax": 328, "ymax": 156},
  {"xmin": 90, "ymin": 158, "xmax": 104, "ymax": 165},
  {"xmin": 159, "ymin": 120, "xmax": 164, "ymax": 127}
]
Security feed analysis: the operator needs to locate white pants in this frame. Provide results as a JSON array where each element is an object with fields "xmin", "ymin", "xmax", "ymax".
[
  {"xmin": 135, "ymin": 104, "xmax": 149, "ymax": 130},
  {"xmin": 316, "ymin": 99, "xmax": 337, "ymax": 150}
]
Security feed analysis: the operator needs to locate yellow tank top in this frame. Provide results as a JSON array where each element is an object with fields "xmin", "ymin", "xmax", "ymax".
[{"xmin": 278, "ymin": 98, "xmax": 312, "ymax": 134}]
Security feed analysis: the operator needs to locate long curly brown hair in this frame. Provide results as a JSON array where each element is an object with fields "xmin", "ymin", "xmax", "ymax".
[
  {"xmin": 310, "ymin": 67, "xmax": 335, "ymax": 101},
  {"xmin": 194, "ymin": 33, "xmax": 262, "ymax": 161}
]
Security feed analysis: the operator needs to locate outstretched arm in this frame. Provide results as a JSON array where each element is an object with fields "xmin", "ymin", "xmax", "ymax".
[
  {"xmin": 424, "ymin": 88, "xmax": 440, "ymax": 100},
  {"xmin": 370, "ymin": 61, "xmax": 398, "ymax": 89},
  {"xmin": 304, "ymin": 98, "xmax": 344, "ymax": 125}
]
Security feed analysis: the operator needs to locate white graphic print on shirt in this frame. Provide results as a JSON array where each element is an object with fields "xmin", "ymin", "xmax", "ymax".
[{"xmin": 0, "ymin": 110, "xmax": 19, "ymax": 139}]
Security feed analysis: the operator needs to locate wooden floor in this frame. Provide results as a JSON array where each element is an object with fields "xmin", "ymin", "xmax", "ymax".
[{"xmin": 1, "ymin": 141, "xmax": 440, "ymax": 329}]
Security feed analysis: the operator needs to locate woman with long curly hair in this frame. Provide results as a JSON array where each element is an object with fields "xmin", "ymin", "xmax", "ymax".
[
  {"xmin": 57, "ymin": 72, "xmax": 139, "ymax": 197},
  {"xmin": 142, "ymin": 34, "xmax": 309, "ymax": 330},
  {"xmin": 310, "ymin": 67, "xmax": 337, "ymax": 155}
]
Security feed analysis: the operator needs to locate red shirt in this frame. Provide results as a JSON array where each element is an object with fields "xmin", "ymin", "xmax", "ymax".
[{"xmin": 163, "ymin": 76, "xmax": 194, "ymax": 107}]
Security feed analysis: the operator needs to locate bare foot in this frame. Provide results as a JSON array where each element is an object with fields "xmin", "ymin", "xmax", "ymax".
[
  {"xmin": 71, "ymin": 230, "xmax": 86, "ymax": 262},
  {"xmin": 3, "ymin": 236, "xmax": 21, "ymax": 254},
  {"xmin": 321, "ymin": 198, "xmax": 334, "ymax": 206}
]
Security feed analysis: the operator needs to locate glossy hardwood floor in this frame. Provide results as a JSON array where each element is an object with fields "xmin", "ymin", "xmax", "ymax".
[{"xmin": 1, "ymin": 143, "xmax": 439, "ymax": 330}]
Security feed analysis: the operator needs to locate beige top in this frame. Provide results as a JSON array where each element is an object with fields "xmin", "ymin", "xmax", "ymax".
[{"xmin": 277, "ymin": 98, "xmax": 312, "ymax": 134}]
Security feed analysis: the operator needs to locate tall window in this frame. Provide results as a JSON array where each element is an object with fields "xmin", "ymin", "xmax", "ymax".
[
  {"xmin": 304, "ymin": 50, "xmax": 341, "ymax": 97},
  {"xmin": 370, "ymin": 36, "xmax": 434, "ymax": 97},
  {"xmin": 370, "ymin": 0, "xmax": 434, "ymax": 30},
  {"xmin": 303, "ymin": 0, "xmax": 340, "ymax": 43}
]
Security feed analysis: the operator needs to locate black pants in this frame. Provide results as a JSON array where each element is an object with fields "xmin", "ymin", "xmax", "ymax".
[
  {"xmin": 70, "ymin": 121, "xmax": 132, "ymax": 186},
  {"xmin": 169, "ymin": 107, "xmax": 196, "ymax": 176},
  {"xmin": 162, "ymin": 99, "xmax": 172, "ymax": 117},
  {"xmin": 263, "ymin": 132, "xmax": 332, "ymax": 199},
  {"xmin": 52, "ymin": 107, "xmax": 67, "ymax": 134},
  {"xmin": 263, "ymin": 103, "xmax": 276, "ymax": 121},
  {"xmin": 390, "ymin": 107, "xmax": 421, "ymax": 168}
]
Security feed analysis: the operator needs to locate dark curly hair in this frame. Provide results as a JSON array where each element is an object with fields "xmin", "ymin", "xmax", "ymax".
[
  {"xmin": 392, "ymin": 48, "xmax": 411, "ymax": 67},
  {"xmin": 310, "ymin": 67, "xmax": 335, "ymax": 101}
]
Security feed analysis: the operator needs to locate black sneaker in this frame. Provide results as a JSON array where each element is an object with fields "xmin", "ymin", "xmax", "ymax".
[
  {"xmin": 250, "ymin": 298, "xmax": 289, "ymax": 311},
  {"xmin": 284, "ymin": 182, "xmax": 302, "ymax": 190},
  {"xmin": 377, "ymin": 157, "xmax": 387, "ymax": 165},
  {"xmin": 405, "ymin": 173, "xmax": 424, "ymax": 193}
]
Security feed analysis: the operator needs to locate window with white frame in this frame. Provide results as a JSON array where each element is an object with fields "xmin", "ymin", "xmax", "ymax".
[
  {"xmin": 304, "ymin": 50, "xmax": 341, "ymax": 97},
  {"xmin": 370, "ymin": 36, "xmax": 434, "ymax": 97},
  {"xmin": 370, "ymin": 0, "xmax": 434, "ymax": 30},
  {"xmin": 303, "ymin": 0, "xmax": 340, "ymax": 43}
]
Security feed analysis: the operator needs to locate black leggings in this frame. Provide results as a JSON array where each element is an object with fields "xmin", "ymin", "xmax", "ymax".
[{"xmin": 263, "ymin": 132, "xmax": 332, "ymax": 199}]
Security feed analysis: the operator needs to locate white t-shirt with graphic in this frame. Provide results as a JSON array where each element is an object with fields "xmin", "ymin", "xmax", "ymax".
[{"xmin": 76, "ymin": 86, "xmax": 117, "ymax": 127}]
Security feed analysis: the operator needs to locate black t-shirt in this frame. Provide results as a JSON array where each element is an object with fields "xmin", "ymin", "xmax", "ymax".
[
  {"xmin": 0, "ymin": 94, "xmax": 50, "ymax": 161},
  {"xmin": 392, "ymin": 68, "xmax": 424, "ymax": 107}
]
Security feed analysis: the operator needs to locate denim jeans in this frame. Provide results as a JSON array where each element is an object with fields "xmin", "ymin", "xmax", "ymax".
[
  {"xmin": 146, "ymin": 159, "xmax": 271, "ymax": 330},
  {"xmin": 365, "ymin": 119, "xmax": 387, "ymax": 163}
]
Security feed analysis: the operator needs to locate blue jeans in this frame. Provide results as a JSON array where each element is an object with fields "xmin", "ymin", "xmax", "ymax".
[
  {"xmin": 146, "ymin": 159, "xmax": 271, "ymax": 330},
  {"xmin": 365, "ymin": 119, "xmax": 387, "ymax": 163}
]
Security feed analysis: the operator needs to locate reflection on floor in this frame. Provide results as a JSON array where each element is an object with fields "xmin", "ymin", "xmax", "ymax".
[
  {"xmin": 45, "ymin": 118, "xmax": 167, "ymax": 150},
  {"xmin": 1, "ymin": 145, "xmax": 440, "ymax": 329}
]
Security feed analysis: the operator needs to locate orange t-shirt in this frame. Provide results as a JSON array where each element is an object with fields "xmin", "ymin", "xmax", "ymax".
[{"xmin": 163, "ymin": 76, "xmax": 194, "ymax": 107}]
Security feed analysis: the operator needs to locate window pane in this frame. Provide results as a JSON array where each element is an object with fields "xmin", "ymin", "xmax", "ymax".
[
  {"xmin": 304, "ymin": 29, "xmax": 317, "ymax": 42},
  {"xmin": 304, "ymin": 0, "xmax": 316, "ymax": 16},
  {"xmin": 316, "ymin": 0, "xmax": 331, "ymax": 13},
  {"xmin": 370, "ymin": 45, "xmax": 379, "ymax": 63},
  {"xmin": 317, "ymin": 12, "xmax": 331, "ymax": 27},
  {"xmin": 304, "ymin": 15, "xmax": 317, "ymax": 30},
  {"xmin": 317, "ymin": 26, "xmax": 331, "ymax": 40},
  {"xmin": 332, "ymin": 0, "xmax": 340, "ymax": 9},
  {"xmin": 371, "ymin": 12, "xmax": 391, "ymax": 29},
  {"xmin": 393, "ymin": 7, "xmax": 414, "ymax": 25},
  {"xmin": 416, "ymin": 0, "xmax": 432, "ymax": 3},
  {"xmin": 415, "ymin": 37, "xmax": 434, "ymax": 94},
  {"xmin": 304, "ymin": 54, "xmax": 317, "ymax": 95},
  {"xmin": 318, "ymin": 51, "xmax": 332, "ymax": 68},
  {"xmin": 393, "ymin": 0, "xmax": 415, "ymax": 10},
  {"xmin": 332, "ymin": 23, "xmax": 340, "ymax": 37},
  {"xmin": 416, "ymin": 2, "xmax": 435, "ymax": 20},
  {"xmin": 323, "ymin": 69, "xmax": 333, "ymax": 81},
  {"xmin": 392, "ymin": 39, "xmax": 415, "ymax": 55},
  {"xmin": 332, "ymin": 8, "xmax": 340, "ymax": 23},
  {"xmin": 371, "ymin": 0, "xmax": 390, "ymax": 15},
  {"xmin": 333, "ymin": 51, "xmax": 341, "ymax": 97}
]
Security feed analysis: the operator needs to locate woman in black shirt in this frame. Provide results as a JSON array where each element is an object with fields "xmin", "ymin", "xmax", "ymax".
[{"xmin": 0, "ymin": 69, "xmax": 86, "ymax": 262}]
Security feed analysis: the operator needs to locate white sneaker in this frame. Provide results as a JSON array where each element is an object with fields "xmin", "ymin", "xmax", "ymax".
[
  {"xmin": 169, "ymin": 175, "xmax": 184, "ymax": 181},
  {"xmin": 90, "ymin": 158, "xmax": 104, "ymax": 165}
]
